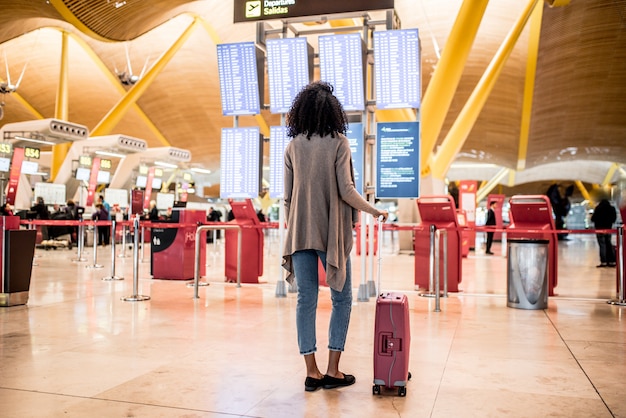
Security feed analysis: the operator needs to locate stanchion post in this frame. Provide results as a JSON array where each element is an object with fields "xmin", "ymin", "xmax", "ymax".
[
  {"xmin": 118, "ymin": 223, "xmax": 128, "ymax": 258},
  {"xmin": 435, "ymin": 229, "xmax": 441, "ymax": 312},
  {"xmin": 73, "ymin": 221, "xmax": 87, "ymax": 262},
  {"xmin": 122, "ymin": 215, "xmax": 150, "ymax": 302},
  {"xmin": 103, "ymin": 220, "xmax": 123, "ymax": 281},
  {"xmin": 442, "ymin": 229, "xmax": 448, "ymax": 298},
  {"xmin": 86, "ymin": 222, "xmax": 103, "ymax": 269},
  {"xmin": 193, "ymin": 224, "xmax": 242, "ymax": 299},
  {"xmin": 608, "ymin": 225, "xmax": 626, "ymax": 306}
]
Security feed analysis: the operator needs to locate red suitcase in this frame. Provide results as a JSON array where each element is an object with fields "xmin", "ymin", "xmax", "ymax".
[{"xmin": 373, "ymin": 218, "xmax": 411, "ymax": 396}]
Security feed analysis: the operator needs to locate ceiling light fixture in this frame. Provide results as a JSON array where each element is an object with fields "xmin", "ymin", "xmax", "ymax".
[
  {"xmin": 13, "ymin": 135, "xmax": 56, "ymax": 146},
  {"xmin": 95, "ymin": 150, "xmax": 126, "ymax": 158},
  {"xmin": 190, "ymin": 167, "xmax": 211, "ymax": 174},
  {"xmin": 154, "ymin": 161, "xmax": 178, "ymax": 169}
]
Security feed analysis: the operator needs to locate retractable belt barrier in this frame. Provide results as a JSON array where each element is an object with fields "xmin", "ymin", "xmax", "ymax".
[{"xmin": 18, "ymin": 219, "xmax": 625, "ymax": 306}]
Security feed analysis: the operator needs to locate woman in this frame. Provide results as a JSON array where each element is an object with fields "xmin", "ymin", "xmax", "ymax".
[{"xmin": 282, "ymin": 81, "xmax": 388, "ymax": 392}]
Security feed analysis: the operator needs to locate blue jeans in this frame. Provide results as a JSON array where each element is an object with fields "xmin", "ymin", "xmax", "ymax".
[{"xmin": 291, "ymin": 250, "xmax": 353, "ymax": 355}]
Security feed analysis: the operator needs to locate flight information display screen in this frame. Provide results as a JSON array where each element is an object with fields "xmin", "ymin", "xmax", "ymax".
[
  {"xmin": 266, "ymin": 37, "xmax": 312, "ymax": 114},
  {"xmin": 217, "ymin": 42, "xmax": 263, "ymax": 116},
  {"xmin": 374, "ymin": 29, "xmax": 421, "ymax": 109},
  {"xmin": 318, "ymin": 33, "xmax": 366, "ymax": 111},
  {"xmin": 346, "ymin": 123, "xmax": 364, "ymax": 195},
  {"xmin": 376, "ymin": 121, "xmax": 420, "ymax": 198},
  {"xmin": 220, "ymin": 127, "xmax": 262, "ymax": 198},
  {"xmin": 269, "ymin": 126, "xmax": 291, "ymax": 199}
]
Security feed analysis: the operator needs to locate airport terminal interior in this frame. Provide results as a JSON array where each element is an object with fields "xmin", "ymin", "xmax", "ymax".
[
  {"xmin": 1, "ymin": 0, "xmax": 626, "ymax": 417},
  {"xmin": 1, "ymin": 231, "xmax": 624, "ymax": 417}
]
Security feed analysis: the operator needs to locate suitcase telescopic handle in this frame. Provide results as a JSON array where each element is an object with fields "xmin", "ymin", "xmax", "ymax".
[{"xmin": 377, "ymin": 215, "xmax": 384, "ymax": 295}]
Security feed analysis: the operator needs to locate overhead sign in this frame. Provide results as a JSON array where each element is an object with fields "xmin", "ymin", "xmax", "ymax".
[
  {"xmin": 376, "ymin": 121, "xmax": 420, "ymax": 198},
  {"xmin": 234, "ymin": 0, "xmax": 394, "ymax": 22}
]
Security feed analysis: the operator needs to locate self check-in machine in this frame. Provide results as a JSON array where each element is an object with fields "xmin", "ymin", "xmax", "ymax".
[
  {"xmin": 0, "ymin": 216, "xmax": 37, "ymax": 306},
  {"xmin": 150, "ymin": 209, "xmax": 206, "ymax": 280},
  {"xmin": 507, "ymin": 195, "xmax": 558, "ymax": 296},
  {"xmin": 414, "ymin": 195, "xmax": 463, "ymax": 292},
  {"xmin": 225, "ymin": 198, "xmax": 263, "ymax": 283}
]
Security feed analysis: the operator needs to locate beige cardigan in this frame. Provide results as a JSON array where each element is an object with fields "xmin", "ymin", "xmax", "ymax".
[{"xmin": 282, "ymin": 133, "xmax": 383, "ymax": 291}]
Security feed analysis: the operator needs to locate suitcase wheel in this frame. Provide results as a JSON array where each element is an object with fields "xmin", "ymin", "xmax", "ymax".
[
  {"xmin": 398, "ymin": 386, "xmax": 406, "ymax": 397},
  {"xmin": 372, "ymin": 384, "xmax": 381, "ymax": 395}
]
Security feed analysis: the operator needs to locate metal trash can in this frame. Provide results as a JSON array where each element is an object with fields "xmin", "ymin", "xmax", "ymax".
[{"xmin": 507, "ymin": 239, "xmax": 549, "ymax": 309}]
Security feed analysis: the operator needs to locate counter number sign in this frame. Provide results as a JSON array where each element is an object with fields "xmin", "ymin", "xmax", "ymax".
[
  {"xmin": 24, "ymin": 147, "xmax": 40, "ymax": 159},
  {"xmin": 0, "ymin": 143, "xmax": 12, "ymax": 154}
]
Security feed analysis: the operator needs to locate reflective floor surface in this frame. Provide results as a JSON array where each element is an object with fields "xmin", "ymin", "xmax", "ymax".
[{"xmin": 1, "ymin": 232, "xmax": 624, "ymax": 417}]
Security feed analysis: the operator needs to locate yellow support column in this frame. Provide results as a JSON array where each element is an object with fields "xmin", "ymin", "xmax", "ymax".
[
  {"xmin": 430, "ymin": 0, "xmax": 540, "ymax": 179},
  {"xmin": 51, "ymin": 31, "xmax": 70, "ymax": 182},
  {"xmin": 602, "ymin": 163, "xmax": 619, "ymax": 186},
  {"xmin": 420, "ymin": 0, "xmax": 489, "ymax": 174},
  {"xmin": 574, "ymin": 180, "xmax": 591, "ymax": 203},
  {"xmin": 91, "ymin": 17, "xmax": 199, "ymax": 136},
  {"xmin": 476, "ymin": 167, "xmax": 510, "ymax": 203},
  {"xmin": 517, "ymin": 1, "xmax": 543, "ymax": 170}
]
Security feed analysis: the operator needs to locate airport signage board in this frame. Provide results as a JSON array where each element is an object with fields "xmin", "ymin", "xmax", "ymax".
[
  {"xmin": 234, "ymin": 0, "xmax": 394, "ymax": 23},
  {"xmin": 376, "ymin": 121, "xmax": 420, "ymax": 198}
]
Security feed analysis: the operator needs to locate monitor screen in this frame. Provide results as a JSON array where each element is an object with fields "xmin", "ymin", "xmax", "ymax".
[
  {"xmin": 374, "ymin": 29, "xmax": 421, "ymax": 109},
  {"xmin": 97, "ymin": 170, "xmax": 111, "ymax": 184},
  {"xmin": 318, "ymin": 33, "xmax": 366, "ymax": 111},
  {"xmin": 216, "ymin": 42, "xmax": 263, "ymax": 116},
  {"xmin": 152, "ymin": 177, "xmax": 163, "ymax": 190},
  {"xmin": 21, "ymin": 160, "xmax": 39, "ymax": 175},
  {"xmin": 75, "ymin": 167, "xmax": 91, "ymax": 181},
  {"xmin": 220, "ymin": 127, "xmax": 262, "ymax": 199},
  {"xmin": 266, "ymin": 37, "xmax": 312, "ymax": 114},
  {"xmin": 0, "ymin": 157, "xmax": 10, "ymax": 172},
  {"xmin": 135, "ymin": 175, "xmax": 147, "ymax": 188}
]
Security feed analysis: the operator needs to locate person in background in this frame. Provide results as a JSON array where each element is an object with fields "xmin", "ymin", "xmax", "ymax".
[
  {"xmin": 282, "ymin": 81, "xmax": 388, "ymax": 392},
  {"xmin": 256, "ymin": 209, "xmax": 266, "ymax": 223},
  {"xmin": 485, "ymin": 201, "xmax": 497, "ymax": 255},
  {"xmin": 92, "ymin": 203, "xmax": 110, "ymax": 246},
  {"xmin": 98, "ymin": 195, "xmax": 111, "ymax": 220},
  {"xmin": 0, "ymin": 202, "xmax": 13, "ymax": 216},
  {"xmin": 148, "ymin": 200, "xmax": 159, "ymax": 221},
  {"xmin": 31, "ymin": 196, "xmax": 50, "ymax": 240},
  {"xmin": 207, "ymin": 206, "xmax": 222, "ymax": 242},
  {"xmin": 591, "ymin": 195, "xmax": 617, "ymax": 268}
]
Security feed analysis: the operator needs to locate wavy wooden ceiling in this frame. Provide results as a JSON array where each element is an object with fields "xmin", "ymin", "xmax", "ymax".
[{"xmin": 0, "ymin": 0, "xmax": 624, "ymax": 195}]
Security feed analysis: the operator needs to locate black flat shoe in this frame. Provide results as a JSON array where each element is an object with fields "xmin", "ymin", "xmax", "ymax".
[
  {"xmin": 304, "ymin": 376, "xmax": 325, "ymax": 392},
  {"xmin": 323, "ymin": 373, "xmax": 355, "ymax": 389}
]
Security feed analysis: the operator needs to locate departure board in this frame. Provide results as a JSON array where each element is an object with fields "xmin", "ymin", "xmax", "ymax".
[
  {"xmin": 318, "ymin": 33, "xmax": 366, "ymax": 111},
  {"xmin": 220, "ymin": 127, "xmax": 262, "ymax": 198},
  {"xmin": 376, "ymin": 122, "xmax": 420, "ymax": 198},
  {"xmin": 217, "ymin": 42, "xmax": 263, "ymax": 116},
  {"xmin": 374, "ymin": 29, "xmax": 421, "ymax": 109},
  {"xmin": 346, "ymin": 123, "xmax": 364, "ymax": 195},
  {"xmin": 266, "ymin": 38, "xmax": 312, "ymax": 114},
  {"xmin": 269, "ymin": 126, "xmax": 291, "ymax": 198}
]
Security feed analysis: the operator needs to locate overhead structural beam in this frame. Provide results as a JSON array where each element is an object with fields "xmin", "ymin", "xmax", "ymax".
[
  {"xmin": 91, "ymin": 17, "xmax": 200, "ymax": 136},
  {"xmin": 51, "ymin": 31, "xmax": 71, "ymax": 181},
  {"xmin": 574, "ymin": 180, "xmax": 591, "ymax": 203},
  {"xmin": 48, "ymin": 0, "xmax": 113, "ymax": 43},
  {"xmin": 602, "ymin": 163, "xmax": 619, "ymax": 186},
  {"xmin": 419, "ymin": 0, "xmax": 490, "ymax": 175},
  {"xmin": 0, "ymin": 77, "xmax": 44, "ymax": 119},
  {"xmin": 430, "ymin": 0, "xmax": 540, "ymax": 180},
  {"xmin": 195, "ymin": 14, "xmax": 270, "ymax": 137},
  {"xmin": 63, "ymin": 29, "xmax": 170, "ymax": 147},
  {"xmin": 517, "ymin": 0, "xmax": 543, "ymax": 171},
  {"xmin": 476, "ymin": 167, "xmax": 510, "ymax": 203}
]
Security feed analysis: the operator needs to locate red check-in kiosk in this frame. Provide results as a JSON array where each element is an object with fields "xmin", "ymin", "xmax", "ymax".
[
  {"xmin": 457, "ymin": 210, "xmax": 470, "ymax": 258},
  {"xmin": 225, "ymin": 199, "xmax": 263, "ymax": 283},
  {"xmin": 507, "ymin": 195, "xmax": 558, "ymax": 296},
  {"xmin": 151, "ymin": 209, "xmax": 206, "ymax": 280},
  {"xmin": 1, "ymin": 216, "xmax": 37, "ymax": 306},
  {"xmin": 414, "ymin": 196, "xmax": 463, "ymax": 292}
]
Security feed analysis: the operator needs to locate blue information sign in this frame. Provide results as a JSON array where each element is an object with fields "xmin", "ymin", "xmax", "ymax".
[
  {"xmin": 269, "ymin": 126, "xmax": 291, "ymax": 198},
  {"xmin": 376, "ymin": 122, "xmax": 420, "ymax": 198},
  {"xmin": 216, "ymin": 42, "xmax": 262, "ymax": 116},
  {"xmin": 374, "ymin": 29, "xmax": 421, "ymax": 109},
  {"xmin": 220, "ymin": 127, "xmax": 262, "ymax": 198},
  {"xmin": 318, "ymin": 33, "xmax": 366, "ymax": 111},
  {"xmin": 346, "ymin": 123, "xmax": 364, "ymax": 195},
  {"xmin": 267, "ymin": 38, "xmax": 312, "ymax": 114}
]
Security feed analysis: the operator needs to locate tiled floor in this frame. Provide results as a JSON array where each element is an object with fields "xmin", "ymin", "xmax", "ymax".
[{"xmin": 1, "ymin": 230, "xmax": 624, "ymax": 417}]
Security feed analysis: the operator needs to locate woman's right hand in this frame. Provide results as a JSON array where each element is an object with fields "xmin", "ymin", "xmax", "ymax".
[{"xmin": 377, "ymin": 211, "xmax": 389, "ymax": 223}]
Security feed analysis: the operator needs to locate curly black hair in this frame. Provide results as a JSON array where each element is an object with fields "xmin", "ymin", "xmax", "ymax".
[{"xmin": 285, "ymin": 81, "xmax": 348, "ymax": 139}]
